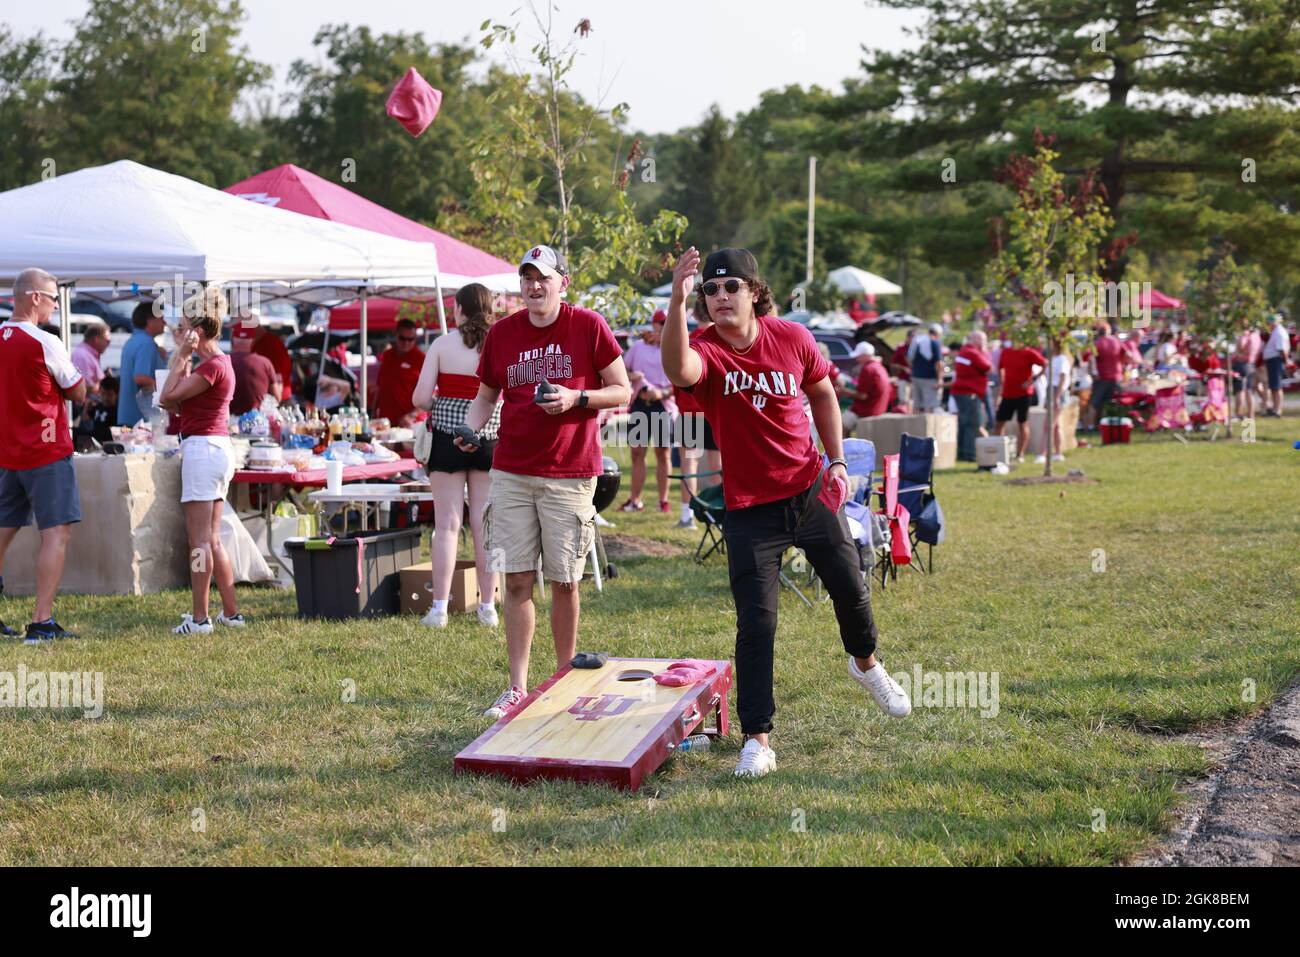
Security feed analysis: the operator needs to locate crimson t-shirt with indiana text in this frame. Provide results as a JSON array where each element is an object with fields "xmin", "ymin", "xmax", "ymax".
[
  {"xmin": 687, "ymin": 315, "xmax": 834, "ymax": 509},
  {"xmin": 477, "ymin": 302, "xmax": 622, "ymax": 478}
]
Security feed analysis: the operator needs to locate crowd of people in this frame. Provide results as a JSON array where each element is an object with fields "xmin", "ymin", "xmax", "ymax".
[
  {"xmin": 832, "ymin": 312, "xmax": 1295, "ymax": 465},
  {"xmin": 1, "ymin": 250, "xmax": 1293, "ymax": 780}
]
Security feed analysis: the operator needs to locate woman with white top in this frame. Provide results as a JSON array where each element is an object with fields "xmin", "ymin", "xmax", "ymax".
[
  {"xmin": 411, "ymin": 284, "xmax": 503, "ymax": 627},
  {"xmin": 1046, "ymin": 342, "xmax": 1072, "ymax": 463}
]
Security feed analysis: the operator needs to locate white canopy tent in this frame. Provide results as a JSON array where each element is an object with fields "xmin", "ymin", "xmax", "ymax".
[
  {"xmin": 0, "ymin": 160, "xmax": 453, "ymax": 407},
  {"xmin": 824, "ymin": 266, "xmax": 903, "ymax": 297}
]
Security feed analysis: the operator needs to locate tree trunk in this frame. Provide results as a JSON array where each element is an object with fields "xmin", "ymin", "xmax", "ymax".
[{"xmin": 1045, "ymin": 339, "xmax": 1055, "ymax": 478}]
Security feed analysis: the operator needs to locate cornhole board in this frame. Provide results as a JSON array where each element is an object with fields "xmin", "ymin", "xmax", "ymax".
[{"xmin": 454, "ymin": 658, "xmax": 732, "ymax": 791}]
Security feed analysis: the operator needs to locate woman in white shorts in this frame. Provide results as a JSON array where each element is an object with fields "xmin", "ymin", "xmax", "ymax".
[
  {"xmin": 411, "ymin": 283, "xmax": 502, "ymax": 628},
  {"xmin": 159, "ymin": 288, "xmax": 243, "ymax": 635}
]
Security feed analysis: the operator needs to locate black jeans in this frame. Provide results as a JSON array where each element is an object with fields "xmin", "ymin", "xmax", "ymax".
[{"xmin": 722, "ymin": 473, "xmax": 878, "ymax": 735}]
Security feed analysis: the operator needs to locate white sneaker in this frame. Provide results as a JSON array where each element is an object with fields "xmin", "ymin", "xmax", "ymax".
[
  {"xmin": 1051, "ymin": 453, "xmax": 1065, "ymax": 462},
  {"xmin": 484, "ymin": 686, "xmax": 526, "ymax": 720},
  {"xmin": 420, "ymin": 608, "xmax": 448, "ymax": 628},
  {"xmin": 734, "ymin": 738, "xmax": 777, "ymax": 778},
  {"xmin": 1034, "ymin": 454, "xmax": 1047, "ymax": 464},
  {"xmin": 477, "ymin": 604, "xmax": 499, "ymax": 627},
  {"xmin": 215, "ymin": 612, "xmax": 246, "ymax": 627},
  {"xmin": 848, "ymin": 658, "xmax": 912, "ymax": 717},
  {"xmin": 173, "ymin": 614, "xmax": 213, "ymax": 635}
]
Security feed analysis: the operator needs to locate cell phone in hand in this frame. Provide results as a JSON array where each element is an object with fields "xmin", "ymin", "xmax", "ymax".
[{"xmin": 534, "ymin": 379, "xmax": 559, "ymax": 404}]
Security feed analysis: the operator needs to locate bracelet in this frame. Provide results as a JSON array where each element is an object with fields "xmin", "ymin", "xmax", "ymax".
[{"xmin": 828, "ymin": 457, "xmax": 847, "ymax": 470}]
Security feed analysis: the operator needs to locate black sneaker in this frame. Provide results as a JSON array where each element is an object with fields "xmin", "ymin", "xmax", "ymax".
[
  {"xmin": 0, "ymin": 620, "xmax": 16, "ymax": 638},
  {"xmin": 24, "ymin": 620, "xmax": 78, "ymax": 644}
]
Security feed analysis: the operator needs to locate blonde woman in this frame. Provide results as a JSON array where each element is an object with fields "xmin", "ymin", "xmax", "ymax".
[
  {"xmin": 411, "ymin": 284, "xmax": 502, "ymax": 628},
  {"xmin": 159, "ymin": 287, "xmax": 242, "ymax": 635}
]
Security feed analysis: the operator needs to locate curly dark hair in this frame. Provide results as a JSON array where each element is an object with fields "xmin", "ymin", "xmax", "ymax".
[
  {"xmin": 455, "ymin": 283, "xmax": 494, "ymax": 352},
  {"xmin": 696, "ymin": 276, "xmax": 774, "ymax": 321}
]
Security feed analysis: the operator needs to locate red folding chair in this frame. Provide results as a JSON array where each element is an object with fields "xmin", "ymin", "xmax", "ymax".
[
  {"xmin": 875, "ymin": 453, "xmax": 912, "ymax": 587},
  {"xmin": 1144, "ymin": 383, "xmax": 1191, "ymax": 434}
]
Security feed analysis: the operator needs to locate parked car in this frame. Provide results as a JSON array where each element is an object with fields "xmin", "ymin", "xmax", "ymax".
[{"xmin": 812, "ymin": 331, "xmax": 859, "ymax": 379}]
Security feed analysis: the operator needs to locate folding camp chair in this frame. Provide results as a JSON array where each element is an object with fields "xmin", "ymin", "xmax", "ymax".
[
  {"xmin": 669, "ymin": 470, "xmax": 726, "ymax": 563},
  {"xmin": 875, "ymin": 453, "xmax": 912, "ymax": 586},
  {"xmin": 1189, "ymin": 372, "xmax": 1228, "ymax": 438},
  {"xmin": 1144, "ymin": 383, "xmax": 1191, "ymax": 439},
  {"xmin": 896, "ymin": 432, "xmax": 943, "ymax": 573}
]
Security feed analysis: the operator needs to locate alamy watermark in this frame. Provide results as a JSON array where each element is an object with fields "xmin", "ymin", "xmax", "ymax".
[
  {"xmin": 0, "ymin": 666, "xmax": 104, "ymax": 719},
  {"xmin": 891, "ymin": 665, "xmax": 1000, "ymax": 718},
  {"xmin": 1042, "ymin": 276, "xmax": 1153, "ymax": 329}
]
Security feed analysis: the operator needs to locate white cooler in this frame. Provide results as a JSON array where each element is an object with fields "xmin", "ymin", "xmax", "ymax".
[{"xmin": 976, "ymin": 435, "xmax": 1016, "ymax": 469}]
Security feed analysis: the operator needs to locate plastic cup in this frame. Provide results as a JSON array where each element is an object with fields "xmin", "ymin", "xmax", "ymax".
[{"xmin": 326, "ymin": 459, "xmax": 344, "ymax": 494}]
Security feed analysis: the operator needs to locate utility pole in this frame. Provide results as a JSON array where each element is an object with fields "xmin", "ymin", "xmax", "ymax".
[{"xmin": 806, "ymin": 156, "xmax": 816, "ymax": 285}]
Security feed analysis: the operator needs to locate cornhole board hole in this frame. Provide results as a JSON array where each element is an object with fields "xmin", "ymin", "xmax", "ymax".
[{"xmin": 454, "ymin": 658, "xmax": 732, "ymax": 791}]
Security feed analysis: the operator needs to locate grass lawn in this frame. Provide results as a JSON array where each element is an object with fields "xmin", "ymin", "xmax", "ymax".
[{"xmin": 1, "ymin": 417, "xmax": 1297, "ymax": 865}]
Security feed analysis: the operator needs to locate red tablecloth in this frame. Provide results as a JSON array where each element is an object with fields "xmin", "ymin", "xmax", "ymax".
[{"xmin": 231, "ymin": 458, "xmax": 419, "ymax": 490}]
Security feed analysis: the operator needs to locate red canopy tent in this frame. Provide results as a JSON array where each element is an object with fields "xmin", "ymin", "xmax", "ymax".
[
  {"xmin": 1138, "ymin": 288, "xmax": 1183, "ymax": 310},
  {"xmin": 223, "ymin": 164, "xmax": 513, "ymax": 278}
]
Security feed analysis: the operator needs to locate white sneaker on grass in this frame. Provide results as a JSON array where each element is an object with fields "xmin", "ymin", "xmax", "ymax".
[
  {"xmin": 734, "ymin": 738, "xmax": 777, "ymax": 778},
  {"xmin": 173, "ymin": 614, "xmax": 213, "ymax": 635},
  {"xmin": 1051, "ymin": 453, "xmax": 1066, "ymax": 462},
  {"xmin": 484, "ymin": 686, "xmax": 526, "ymax": 720},
  {"xmin": 1034, "ymin": 454, "xmax": 1047, "ymax": 464},
  {"xmin": 215, "ymin": 613, "xmax": 245, "ymax": 628},
  {"xmin": 420, "ymin": 608, "xmax": 448, "ymax": 628},
  {"xmin": 477, "ymin": 604, "xmax": 499, "ymax": 627},
  {"xmin": 848, "ymin": 657, "xmax": 912, "ymax": 717}
]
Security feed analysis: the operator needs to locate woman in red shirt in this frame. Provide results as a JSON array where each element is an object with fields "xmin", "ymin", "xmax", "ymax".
[
  {"xmin": 950, "ymin": 330, "xmax": 992, "ymax": 462},
  {"xmin": 159, "ymin": 288, "xmax": 242, "ymax": 635}
]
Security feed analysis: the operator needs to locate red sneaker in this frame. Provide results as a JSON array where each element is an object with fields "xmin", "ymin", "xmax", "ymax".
[
  {"xmin": 618, "ymin": 499, "xmax": 645, "ymax": 513},
  {"xmin": 658, "ymin": 500, "xmax": 671, "ymax": 513},
  {"xmin": 484, "ymin": 686, "xmax": 526, "ymax": 720}
]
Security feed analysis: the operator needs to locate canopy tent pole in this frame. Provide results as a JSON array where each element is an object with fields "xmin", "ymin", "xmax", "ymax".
[
  {"xmin": 58, "ymin": 283, "xmax": 73, "ymax": 351},
  {"xmin": 315, "ymin": 320, "xmax": 332, "ymax": 410},
  {"xmin": 360, "ymin": 288, "xmax": 369, "ymax": 412},
  {"xmin": 433, "ymin": 243, "xmax": 447, "ymax": 336}
]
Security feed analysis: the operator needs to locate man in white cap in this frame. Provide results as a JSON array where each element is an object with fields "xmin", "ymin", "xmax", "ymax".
[
  {"xmin": 457, "ymin": 244, "xmax": 631, "ymax": 719},
  {"xmin": 846, "ymin": 341, "xmax": 891, "ymax": 421},
  {"xmin": 907, "ymin": 322, "xmax": 946, "ymax": 413},
  {"xmin": 1261, "ymin": 312, "xmax": 1291, "ymax": 418}
]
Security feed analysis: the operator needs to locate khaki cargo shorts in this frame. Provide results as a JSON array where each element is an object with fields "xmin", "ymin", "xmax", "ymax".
[{"xmin": 485, "ymin": 469, "xmax": 597, "ymax": 583}]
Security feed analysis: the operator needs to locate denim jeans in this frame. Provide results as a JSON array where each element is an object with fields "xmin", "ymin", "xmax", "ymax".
[{"xmin": 955, "ymin": 393, "xmax": 984, "ymax": 461}]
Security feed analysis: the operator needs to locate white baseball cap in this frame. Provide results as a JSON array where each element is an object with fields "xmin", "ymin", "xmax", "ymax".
[
  {"xmin": 518, "ymin": 244, "xmax": 568, "ymax": 279},
  {"xmin": 850, "ymin": 342, "xmax": 875, "ymax": 358}
]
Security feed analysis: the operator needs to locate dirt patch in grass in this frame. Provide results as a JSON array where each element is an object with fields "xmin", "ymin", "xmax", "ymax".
[
  {"xmin": 1005, "ymin": 474, "xmax": 1098, "ymax": 486},
  {"xmin": 602, "ymin": 534, "xmax": 688, "ymax": 560},
  {"xmin": 1131, "ymin": 677, "xmax": 1300, "ymax": 866}
]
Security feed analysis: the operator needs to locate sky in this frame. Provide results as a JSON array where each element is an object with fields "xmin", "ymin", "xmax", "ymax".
[{"xmin": 7, "ymin": 0, "xmax": 926, "ymax": 133}]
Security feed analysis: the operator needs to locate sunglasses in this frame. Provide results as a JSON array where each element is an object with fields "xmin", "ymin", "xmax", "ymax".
[
  {"xmin": 397, "ymin": 336, "xmax": 418, "ymax": 343},
  {"xmin": 32, "ymin": 290, "xmax": 58, "ymax": 303},
  {"xmin": 701, "ymin": 278, "xmax": 747, "ymax": 297}
]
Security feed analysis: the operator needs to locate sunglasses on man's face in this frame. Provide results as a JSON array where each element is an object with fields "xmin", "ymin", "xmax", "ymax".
[
  {"xmin": 701, "ymin": 278, "xmax": 747, "ymax": 297},
  {"xmin": 32, "ymin": 290, "xmax": 58, "ymax": 303},
  {"xmin": 397, "ymin": 335, "xmax": 418, "ymax": 343}
]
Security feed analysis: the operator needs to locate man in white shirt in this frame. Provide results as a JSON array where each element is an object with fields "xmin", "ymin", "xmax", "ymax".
[{"xmin": 1261, "ymin": 313, "xmax": 1291, "ymax": 418}]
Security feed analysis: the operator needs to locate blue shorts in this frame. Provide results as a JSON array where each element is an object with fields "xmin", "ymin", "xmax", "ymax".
[
  {"xmin": 1265, "ymin": 355, "xmax": 1285, "ymax": 391},
  {"xmin": 0, "ymin": 457, "xmax": 82, "ymax": 530}
]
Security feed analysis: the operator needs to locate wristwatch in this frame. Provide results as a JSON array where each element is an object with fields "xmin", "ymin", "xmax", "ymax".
[{"xmin": 578, "ymin": 390, "xmax": 589, "ymax": 408}]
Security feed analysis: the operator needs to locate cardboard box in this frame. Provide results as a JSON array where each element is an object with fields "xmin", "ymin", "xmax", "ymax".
[
  {"xmin": 400, "ymin": 560, "xmax": 499, "ymax": 616},
  {"xmin": 1025, "ymin": 401, "xmax": 1080, "ymax": 455},
  {"xmin": 854, "ymin": 412, "xmax": 957, "ymax": 470}
]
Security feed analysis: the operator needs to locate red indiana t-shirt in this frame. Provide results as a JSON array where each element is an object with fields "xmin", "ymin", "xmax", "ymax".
[
  {"xmin": 477, "ymin": 302, "xmax": 622, "ymax": 478},
  {"xmin": 177, "ymin": 353, "xmax": 235, "ymax": 437},
  {"xmin": 376, "ymin": 345, "xmax": 425, "ymax": 422},
  {"xmin": 0, "ymin": 321, "xmax": 83, "ymax": 470},
  {"xmin": 998, "ymin": 346, "xmax": 1046, "ymax": 399},
  {"xmin": 687, "ymin": 315, "xmax": 834, "ymax": 510}
]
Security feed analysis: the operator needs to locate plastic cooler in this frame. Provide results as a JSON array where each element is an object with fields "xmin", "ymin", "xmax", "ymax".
[{"xmin": 284, "ymin": 527, "xmax": 423, "ymax": 619}]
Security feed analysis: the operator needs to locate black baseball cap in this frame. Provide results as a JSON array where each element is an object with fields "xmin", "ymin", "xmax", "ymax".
[{"xmin": 701, "ymin": 247, "xmax": 759, "ymax": 282}]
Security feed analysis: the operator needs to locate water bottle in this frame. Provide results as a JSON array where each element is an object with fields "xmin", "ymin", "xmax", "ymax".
[{"xmin": 675, "ymin": 734, "xmax": 711, "ymax": 753}]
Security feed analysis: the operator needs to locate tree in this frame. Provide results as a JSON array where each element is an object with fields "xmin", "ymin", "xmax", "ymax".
[
  {"xmin": 0, "ymin": 27, "xmax": 60, "ymax": 191},
  {"xmin": 838, "ymin": 0, "xmax": 1300, "ymax": 289},
  {"xmin": 56, "ymin": 0, "xmax": 271, "ymax": 186},
  {"xmin": 466, "ymin": 3, "xmax": 687, "ymax": 324},
  {"xmin": 274, "ymin": 26, "xmax": 484, "ymax": 228},
  {"xmin": 1184, "ymin": 240, "xmax": 1271, "ymax": 435},
  {"xmin": 983, "ymin": 133, "xmax": 1115, "ymax": 476}
]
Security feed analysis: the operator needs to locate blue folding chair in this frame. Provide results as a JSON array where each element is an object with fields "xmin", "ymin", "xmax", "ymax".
[{"xmin": 896, "ymin": 432, "xmax": 944, "ymax": 573}]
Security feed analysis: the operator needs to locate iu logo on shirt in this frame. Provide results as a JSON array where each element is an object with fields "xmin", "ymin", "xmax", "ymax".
[
  {"xmin": 2, "ymin": 329, "xmax": 11, "ymax": 341},
  {"xmin": 753, "ymin": 395, "xmax": 767, "ymax": 410}
]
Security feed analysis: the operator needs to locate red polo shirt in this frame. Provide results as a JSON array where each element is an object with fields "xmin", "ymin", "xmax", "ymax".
[
  {"xmin": 376, "ymin": 344, "xmax": 425, "ymax": 422},
  {"xmin": 0, "ymin": 321, "xmax": 83, "ymax": 469}
]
